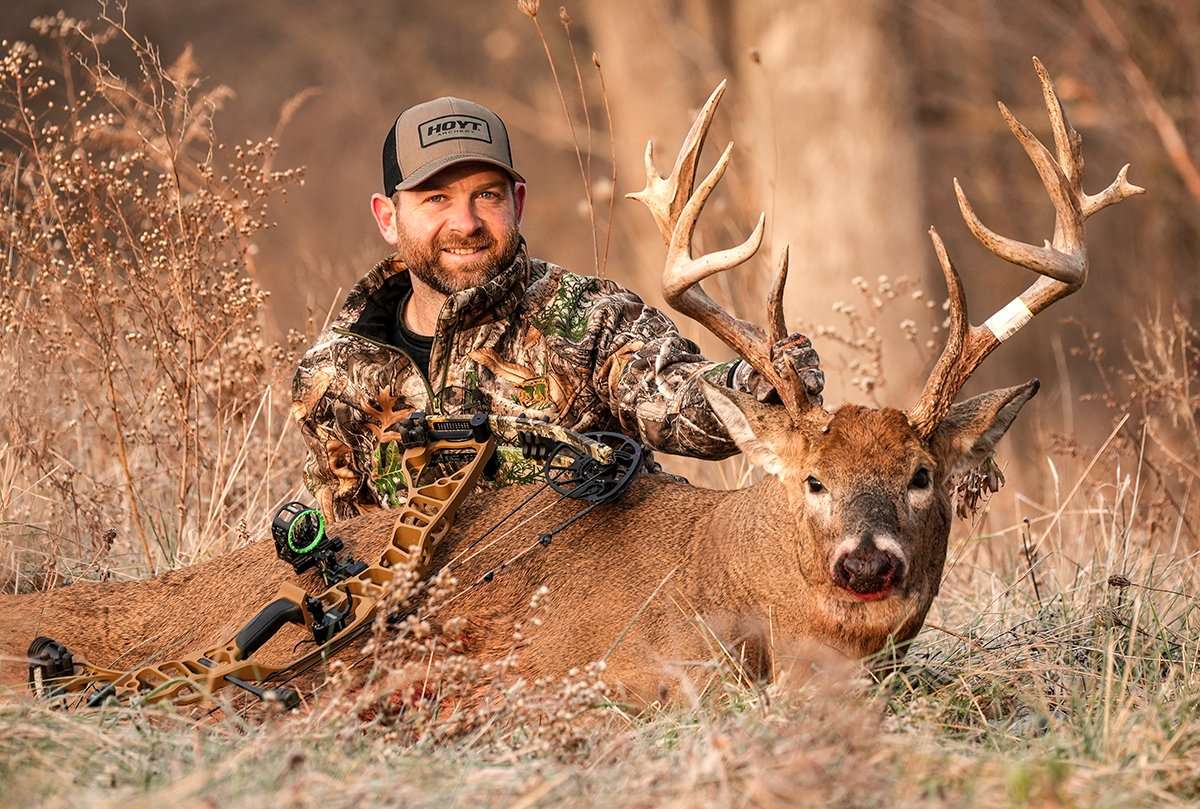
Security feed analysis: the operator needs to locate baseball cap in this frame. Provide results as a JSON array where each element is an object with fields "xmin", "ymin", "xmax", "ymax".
[{"xmin": 382, "ymin": 97, "xmax": 525, "ymax": 196}]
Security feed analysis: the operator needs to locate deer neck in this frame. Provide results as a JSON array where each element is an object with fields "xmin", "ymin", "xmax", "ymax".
[{"xmin": 698, "ymin": 474, "xmax": 820, "ymax": 607}]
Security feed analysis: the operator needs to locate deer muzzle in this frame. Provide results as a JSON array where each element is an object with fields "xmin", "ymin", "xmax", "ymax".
[{"xmin": 831, "ymin": 532, "xmax": 907, "ymax": 601}]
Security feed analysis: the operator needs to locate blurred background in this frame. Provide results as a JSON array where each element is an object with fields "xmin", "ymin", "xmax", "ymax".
[
  {"xmin": 1, "ymin": 0, "xmax": 1195, "ymax": 514},
  {"xmin": 5, "ymin": 0, "xmax": 1192, "ymax": 374}
]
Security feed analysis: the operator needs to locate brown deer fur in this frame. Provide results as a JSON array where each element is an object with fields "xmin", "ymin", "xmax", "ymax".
[{"xmin": 0, "ymin": 382, "xmax": 1036, "ymax": 707}]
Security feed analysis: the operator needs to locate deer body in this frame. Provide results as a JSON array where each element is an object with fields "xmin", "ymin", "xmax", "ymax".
[
  {"xmin": 1, "ymin": 402, "xmax": 995, "ymax": 704},
  {"xmin": 0, "ymin": 476, "xmax": 771, "ymax": 702}
]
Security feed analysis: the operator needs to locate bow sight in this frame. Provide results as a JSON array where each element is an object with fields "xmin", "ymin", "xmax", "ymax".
[
  {"xmin": 272, "ymin": 502, "xmax": 367, "ymax": 585},
  {"xmin": 26, "ymin": 412, "xmax": 643, "ymax": 712}
]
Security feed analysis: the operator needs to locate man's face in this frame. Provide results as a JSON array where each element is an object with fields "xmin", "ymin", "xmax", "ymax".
[{"xmin": 376, "ymin": 163, "xmax": 525, "ymax": 295}]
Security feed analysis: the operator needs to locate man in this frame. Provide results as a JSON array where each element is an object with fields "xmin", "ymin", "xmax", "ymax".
[{"xmin": 292, "ymin": 97, "xmax": 823, "ymax": 521}]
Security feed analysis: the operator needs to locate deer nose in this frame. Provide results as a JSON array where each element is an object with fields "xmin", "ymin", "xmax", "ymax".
[
  {"xmin": 841, "ymin": 552, "xmax": 891, "ymax": 579},
  {"xmin": 833, "ymin": 540, "xmax": 904, "ymax": 598}
]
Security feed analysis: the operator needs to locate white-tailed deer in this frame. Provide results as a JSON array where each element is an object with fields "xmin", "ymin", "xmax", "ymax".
[{"xmin": 0, "ymin": 59, "xmax": 1141, "ymax": 707}]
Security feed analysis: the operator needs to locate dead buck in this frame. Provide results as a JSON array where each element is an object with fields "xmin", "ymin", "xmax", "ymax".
[{"xmin": 0, "ymin": 59, "xmax": 1141, "ymax": 707}]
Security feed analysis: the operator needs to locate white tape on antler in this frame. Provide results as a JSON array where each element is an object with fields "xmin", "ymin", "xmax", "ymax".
[{"xmin": 984, "ymin": 297, "xmax": 1033, "ymax": 342}]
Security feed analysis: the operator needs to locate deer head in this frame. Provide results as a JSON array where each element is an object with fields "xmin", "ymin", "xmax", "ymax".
[{"xmin": 629, "ymin": 61, "xmax": 1142, "ymax": 634}]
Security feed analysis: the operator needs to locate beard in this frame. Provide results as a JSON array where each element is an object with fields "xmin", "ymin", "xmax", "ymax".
[{"xmin": 396, "ymin": 221, "xmax": 522, "ymax": 296}]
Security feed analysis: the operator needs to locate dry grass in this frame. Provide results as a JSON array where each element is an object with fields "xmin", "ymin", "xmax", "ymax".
[
  {"xmin": 4, "ymin": 510, "xmax": 1200, "ymax": 809},
  {"xmin": 0, "ymin": 8, "xmax": 309, "ymax": 587},
  {"xmin": 6, "ymin": 426, "xmax": 1198, "ymax": 807},
  {"xmin": 2, "ymin": 5, "xmax": 1200, "ymax": 808}
]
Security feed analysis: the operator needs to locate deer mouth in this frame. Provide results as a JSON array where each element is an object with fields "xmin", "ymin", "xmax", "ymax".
[{"xmin": 840, "ymin": 579, "xmax": 896, "ymax": 601}]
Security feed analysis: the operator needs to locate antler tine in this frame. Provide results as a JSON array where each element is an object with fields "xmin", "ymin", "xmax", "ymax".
[
  {"xmin": 1083, "ymin": 163, "xmax": 1143, "ymax": 217},
  {"xmin": 1033, "ymin": 56, "xmax": 1084, "ymax": 195},
  {"xmin": 767, "ymin": 246, "xmax": 790, "ymax": 346},
  {"xmin": 906, "ymin": 229, "xmax": 969, "ymax": 430},
  {"xmin": 627, "ymin": 82, "xmax": 811, "ymax": 418},
  {"xmin": 953, "ymin": 174, "xmax": 1083, "ymax": 285},
  {"xmin": 663, "ymin": 141, "xmax": 767, "ymax": 297},
  {"xmin": 627, "ymin": 80, "xmax": 728, "ymax": 244},
  {"xmin": 909, "ymin": 58, "xmax": 1145, "ymax": 437}
]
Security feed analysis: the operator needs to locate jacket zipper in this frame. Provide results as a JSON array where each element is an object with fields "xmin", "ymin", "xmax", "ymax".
[
  {"xmin": 435, "ymin": 324, "xmax": 456, "ymax": 407},
  {"xmin": 331, "ymin": 326, "xmax": 441, "ymax": 414}
]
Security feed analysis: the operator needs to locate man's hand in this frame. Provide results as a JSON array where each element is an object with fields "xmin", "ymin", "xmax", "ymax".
[{"xmin": 737, "ymin": 333, "xmax": 824, "ymax": 406}]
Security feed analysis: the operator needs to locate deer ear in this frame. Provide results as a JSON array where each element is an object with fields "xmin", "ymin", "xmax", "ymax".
[
  {"xmin": 701, "ymin": 381, "xmax": 787, "ymax": 476},
  {"xmin": 929, "ymin": 379, "xmax": 1040, "ymax": 479}
]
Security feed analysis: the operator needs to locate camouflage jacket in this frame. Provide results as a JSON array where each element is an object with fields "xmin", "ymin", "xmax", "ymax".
[{"xmin": 290, "ymin": 242, "xmax": 757, "ymax": 521}]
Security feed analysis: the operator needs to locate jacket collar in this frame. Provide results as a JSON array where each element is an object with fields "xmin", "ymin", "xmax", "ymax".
[
  {"xmin": 434, "ymin": 239, "xmax": 538, "ymax": 335},
  {"xmin": 336, "ymin": 239, "xmax": 538, "ymax": 345}
]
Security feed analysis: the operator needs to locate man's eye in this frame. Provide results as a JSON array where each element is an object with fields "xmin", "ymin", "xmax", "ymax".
[
  {"xmin": 425, "ymin": 194, "xmax": 447, "ymax": 204},
  {"xmin": 478, "ymin": 190, "xmax": 501, "ymax": 200}
]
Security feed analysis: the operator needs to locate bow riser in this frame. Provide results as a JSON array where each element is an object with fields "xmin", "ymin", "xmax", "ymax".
[{"xmin": 34, "ymin": 427, "xmax": 498, "ymax": 709}]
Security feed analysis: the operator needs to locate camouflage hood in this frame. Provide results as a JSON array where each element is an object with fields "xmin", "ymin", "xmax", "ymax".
[{"xmin": 292, "ymin": 242, "xmax": 751, "ymax": 521}]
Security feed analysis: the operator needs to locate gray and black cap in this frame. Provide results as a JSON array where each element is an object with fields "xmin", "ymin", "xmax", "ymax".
[{"xmin": 382, "ymin": 96, "xmax": 525, "ymax": 196}]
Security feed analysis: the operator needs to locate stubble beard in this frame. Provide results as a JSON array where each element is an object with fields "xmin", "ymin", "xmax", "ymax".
[{"xmin": 396, "ymin": 221, "xmax": 522, "ymax": 296}]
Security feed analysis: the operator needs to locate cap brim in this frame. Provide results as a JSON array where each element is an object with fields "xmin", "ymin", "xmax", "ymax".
[{"xmin": 394, "ymin": 154, "xmax": 526, "ymax": 192}]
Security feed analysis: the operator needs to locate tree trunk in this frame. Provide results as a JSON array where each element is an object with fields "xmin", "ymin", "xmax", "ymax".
[{"xmin": 588, "ymin": 0, "xmax": 929, "ymax": 484}]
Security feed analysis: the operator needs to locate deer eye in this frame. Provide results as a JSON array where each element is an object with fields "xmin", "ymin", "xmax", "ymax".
[
  {"xmin": 806, "ymin": 476, "xmax": 825, "ymax": 494},
  {"xmin": 910, "ymin": 467, "xmax": 931, "ymax": 489}
]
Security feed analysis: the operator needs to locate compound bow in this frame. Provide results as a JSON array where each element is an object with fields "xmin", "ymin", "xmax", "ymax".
[{"xmin": 26, "ymin": 412, "xmax": 642, "ymax": 711}]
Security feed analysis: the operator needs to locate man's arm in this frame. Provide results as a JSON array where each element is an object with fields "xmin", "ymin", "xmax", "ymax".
[
  {"xmin": 588, "ymin": 284, "xmax": 821, "ymax": 459},
  {"xmin": 291, "ymin": 359, "xmax": 381, "ymax": 522}
]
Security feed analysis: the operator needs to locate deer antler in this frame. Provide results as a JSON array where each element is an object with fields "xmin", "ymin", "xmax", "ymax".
[
  {"xmin": 908, "ymin": 58, "xmax": 1145, "ymax": 437},
  {"xmin": 627, "ymin": 81, "xmax": 811, "ymax": 418}
]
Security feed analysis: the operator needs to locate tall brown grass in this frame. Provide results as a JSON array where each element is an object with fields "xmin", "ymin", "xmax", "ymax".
[{"xmin": 0, "ymin": 10, "xmax": 308, "ymax": 587}]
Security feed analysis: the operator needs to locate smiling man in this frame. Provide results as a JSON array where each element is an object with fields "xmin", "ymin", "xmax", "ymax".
[{"xmin": 291, "ymin": 97, "xmax": 824, "ymax": 521}]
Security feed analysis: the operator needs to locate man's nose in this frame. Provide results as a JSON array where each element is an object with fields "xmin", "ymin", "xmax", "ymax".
[{"xmin": 444, "ymin": 198, "xmax": 483, "ymax": 234}]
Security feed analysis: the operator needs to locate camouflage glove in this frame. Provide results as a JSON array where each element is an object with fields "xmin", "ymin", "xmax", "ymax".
[{"xmin": 731, "ymin": 333, "xmax": 824, "ymax": 405}]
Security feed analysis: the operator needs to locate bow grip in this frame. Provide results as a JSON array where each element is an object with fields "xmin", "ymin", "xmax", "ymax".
[{"xmin": 234, "ymin": 597, "xmax": 305, "ymax": 659}]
